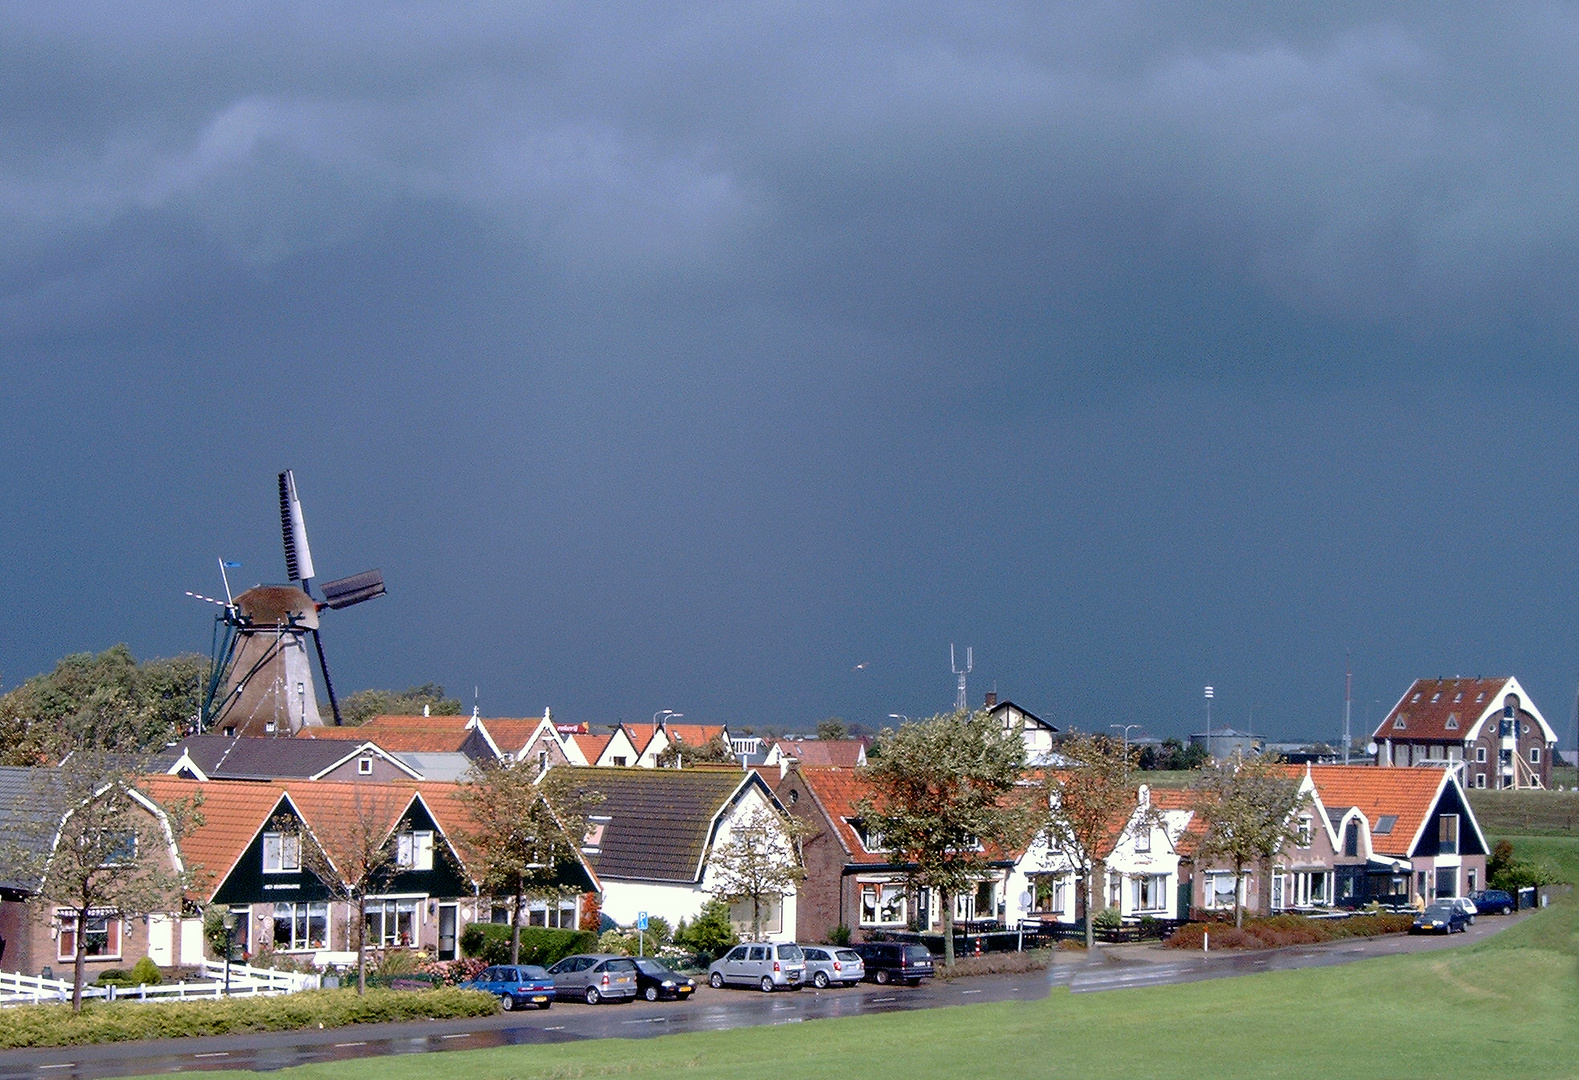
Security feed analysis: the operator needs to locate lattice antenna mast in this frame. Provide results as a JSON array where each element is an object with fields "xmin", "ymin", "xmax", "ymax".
[{"xmin": 951, "ymin": 643, "xmax": 973, "ymax": 712}]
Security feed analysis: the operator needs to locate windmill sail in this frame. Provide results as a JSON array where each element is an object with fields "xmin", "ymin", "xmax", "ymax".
[{"xmin": 279, "ymin": 470, "xmax": 316, "ymax": 585}]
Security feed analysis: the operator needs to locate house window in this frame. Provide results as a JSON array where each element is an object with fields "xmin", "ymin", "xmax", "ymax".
[
  {"xmin": 1032, "ymin": 876, "xmax": 1065, "ymax": 914},
  {"xmin": 538, "ymin": 750, "xmax": 549, "ymax": 772},
  {"xmin": 611, "ymin": 756, "xmax": 627, "ymax": 767},
  {"xmin": 1343, "ymin": 821, "xmax": 1359, "ymax": 858},
  {"xmin": 57, "ymin": 910, "xmax": 121, "ymax": 962},
  {"xmin": 1132, "ymin": 874, "xmax": 1168, "ymax": 912},
  {"xmin": 1475, "ymin": 746, "xmax": 1487, "ymax": 763},
  {"xmin": 272, "ymin": 902, "xmax": 329, "ymax": 951},
  {"xmin": 365, "ymin": 898, "xmax": 419, "ymax": 947},
  {"xmin": 262, "ymin": 832, "xmax": 301, "ymax": 873},
  {"xmin": 1293, "ymin": 871, "xmax": 1329, "ymax": 906},
  {"xmin": 1393, "ymin": 717, "xmax": 1407, "ymax": 730},
  {"xmin": 358, "ymin": 757, "xmax": 373, "ymax": 775},
  {"xmin": 1530, "ymin": 746, "xmax": 1541, "ymax": 764},
  {"xmin": 104, "ymin": 832, "xmax": 138, "ymax": 866},
  {"xmin": 1204, "ymin": 872, "xmax": 1240, "ymax": 910},
  {"xmin": 859, "ymin": 882, "xmax": 907, "ymax": 926},
  {"xmin": 1444, "ymin": 716, "xmax": 1458, "ymax": 730},
  {"xmin": 1438, "ymin": 814, "xmax": 1459, "ymax": 855},
  {"xmin": 1269, "ymin": 872, "xmax": 1286, "ymax": 911},
  {"xmin": 1107, "ymin": 872, "xmax": 1122, "ymax": 909},
  {"xmin": 1296, "ymin": 817, "xmax": 1312, "ymax": 848},
  {"xmin": 1475, "ymin": 772, "xmax": 1486, "ymax": 788},
  {"xmin": 1431, "ymin": 692, "xmax": 1441, "ymax": 703},
  {"xmin": 731, "ymin": 896, "xmax": 783, "ymax": 934},
  {"xmin": 1134, "ymin": 826, "xmax": 1150, "ymax": 853},
  {"xmin": 396, "ymin": 830, "xmax": 434, "ymax": 871},
  {"xmin": 1374, "ymin": 815, "xmax": 1397, "ymax": 835}
]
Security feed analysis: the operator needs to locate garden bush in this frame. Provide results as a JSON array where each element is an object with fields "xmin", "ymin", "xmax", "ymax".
[
  {"xmin": 459, "ymin": 923, "xmax": 595, "ymax": 966},
  {"xmin": 0, "ymin": 987, "xmax": 499, "ymax": 1049},
  {"xmin": 1165, "ymin": 912, "xmax": 1415, "ymax": 950},
  {"xmin": 933, "ymin": 949, "xmax": 1053, "ymax": 980}
]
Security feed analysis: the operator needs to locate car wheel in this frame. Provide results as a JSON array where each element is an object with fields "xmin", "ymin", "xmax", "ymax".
[
  {"xmin": 585, "ymin": 986, "xmax": 602, "ymax": 1005},
  {"xmin": 499, "ymin": 993, "xmax": 516, "ymax": 1011},
  {"xmin": 644, "ymin": 986, "xmax": 659, "ymax": 1002},
  {"xmin": 760, "ymin": 976, "xmax": 775, "ymax": 993},
  {"xmin": 710, "ymin": 972, "xmax": 724, "ymax": 988},
  {"xmin": 813, "ymin": 971, "xmax": 829, "ymax": 989},
  {"xmin": 874, "ymin": 969, "xmax": 891, "ymax": 984}
]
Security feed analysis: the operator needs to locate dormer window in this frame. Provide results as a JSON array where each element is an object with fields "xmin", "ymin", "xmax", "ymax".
[
  {"xmin": 1375, "ymin": 815, "xmax": 1397, "ymax": 835},
  {"xmin": 358, "ymin": 756, "xmax": 373, "ymax": 775},
  {"xmin": 1476, "ymin": 692, "xmax": 1485, "ymax": 702},
  {"xmin": 1430, "ymin": 693, "xmax": 1441, "ymax": 703},
  {"xmin": 846, "ymin": 817, "xmax": 884, "ymax": 851},
  {"xmin": 1411, "ymin": 693, "xmax": 1421, "ymax": 703},
  {"xmin": 1394, "ymin": 717, "xmax": 1407, "ymax": 730},
  {"xmin": 1453, "ymin": 692, "xmax": 1463, "ymax": 703},
  {"xmin": 1444, "ymin": 715, "xmax": 1459, "ymax": 731}
]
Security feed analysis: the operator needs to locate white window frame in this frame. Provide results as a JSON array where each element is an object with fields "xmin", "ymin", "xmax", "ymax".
[
  {"xmin": 262, "ymin": 831, "xmax": 301, "ymax": 873},
  {"xmin": 396, "ymin": 830, "xmax": 434, "ymax": 871},
  {"xmin": 1133, "ymin": 825, "xmax": 1151, "ymax": 853},
  {"xmin": 365, "ymin": 897, "xmax": 421, "ymax": 948},
  {"xmin": 357, "ymin": 756, "xmax": 373, "ymax": 775},
  {"xmin": 272, "ymin": 901, "xmax": 330, "ymax": 951},
  {"xmin": 1296, "ymin": 817, "xmax": 1312, "ymax": 848},
  {"xmin": 1530, "ymin": 746, "xmax": 1541, "ymax": 764},
  {"xmin": 1132, "ymin": 874, "xmax": 1168, "ymax": 913},
  {"xmin": 1475, "ymin": 745, "xmax": 1487, "ymax": 763},
  {"xmin": 1270, "ymin": 871, "xmax": 1286, "ymax": 910},
  {"xmin": 859, "ymin": 881, "xmax": 907, "ymax": 927},
  {"xmin": 1203, "ymin": 871, "xmax": 1241, "ymax": 910},
  {"xmin": 57, "ymin": 909, "xmax": 122, "ymax": 962}
]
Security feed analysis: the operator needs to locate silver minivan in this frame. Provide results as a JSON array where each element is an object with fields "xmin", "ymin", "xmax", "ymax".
[{"xmin": 707, "ymin": 942, "xmax": 806, "ymax": 991}]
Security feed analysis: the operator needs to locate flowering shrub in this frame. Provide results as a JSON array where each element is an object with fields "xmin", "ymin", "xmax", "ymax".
[
  {"xmin": 417, "ymin": 957, "xmax": 488, "ymax": 986},
  {"xmin": 1166, "ymin": 912, "xmax": 1415, "ymax": 949}
]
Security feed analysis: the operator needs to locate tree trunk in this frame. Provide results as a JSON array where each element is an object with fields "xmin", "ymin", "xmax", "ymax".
[
  {"xmin": 356, "ymin": 899, "xmax": 368, "ymax": 995},
  {"xmin": 940, "ymin": 886, "xmax": 955, "ymax": 967},
  {"xmin": 1233, "ymin": 860, "xmax": 1245, "ymax": 929},
  {"xmin": 751, "ymin": 895, "xmax": 762, "ymax": 941},
  {"xmin": 71, "ymin": 907, "xmax": 87, "ymax": 1014},
  {"xmin": 510, "ymin": 888, "xmax": 523, "ymax": 965}
]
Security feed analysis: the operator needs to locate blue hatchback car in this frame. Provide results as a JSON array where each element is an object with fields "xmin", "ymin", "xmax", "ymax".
[{"xmin": 461, "ymin": 964, "xmax": 555, "ymax": 1010}]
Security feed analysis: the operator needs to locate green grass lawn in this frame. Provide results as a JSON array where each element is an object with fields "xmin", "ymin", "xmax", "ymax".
[
  {"xmin": 1468, "ymin": 789, "xmax": 1579, "ymax": 836},
  {"xmin": 219, "ymin": 853, "xmax": 1579, "ymax": 1080}
]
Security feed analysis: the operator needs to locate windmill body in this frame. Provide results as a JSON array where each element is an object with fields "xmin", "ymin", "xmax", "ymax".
[{"xmin": 199, "ymin": 472, "xmax": 385, "ymax": 736}]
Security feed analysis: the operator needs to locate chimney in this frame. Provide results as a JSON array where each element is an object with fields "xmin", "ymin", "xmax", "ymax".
[{"xmin": 984, "ymin": 691, "xmax": 998, "ymax": 709}]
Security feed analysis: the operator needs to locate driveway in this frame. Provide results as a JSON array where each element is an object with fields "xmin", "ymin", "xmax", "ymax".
[{"xmin": 0, "ymin": 910, "xmax": 1533, "ymax": 1080}]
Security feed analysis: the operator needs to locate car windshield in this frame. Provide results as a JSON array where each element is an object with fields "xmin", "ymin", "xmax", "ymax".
[{"xmin": 776, "ymin": 944, "xmax": 804, "ymax": 961}]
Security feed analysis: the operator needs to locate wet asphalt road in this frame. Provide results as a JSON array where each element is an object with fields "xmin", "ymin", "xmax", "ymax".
[{"xmin": 0, "ymin": 911, "xmax": 1529, "ymax": 1080}]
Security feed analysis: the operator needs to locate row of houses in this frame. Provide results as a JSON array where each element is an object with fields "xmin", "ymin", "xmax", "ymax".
[{"xmin": 774, "ymin": 762, "xmax": 1489, "ymax": 942}]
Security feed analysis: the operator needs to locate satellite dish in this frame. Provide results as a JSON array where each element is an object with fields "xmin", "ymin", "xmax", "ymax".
[{"xmin": 1366, "ymin": 741, "xmax": 1378, "ymax": 756}]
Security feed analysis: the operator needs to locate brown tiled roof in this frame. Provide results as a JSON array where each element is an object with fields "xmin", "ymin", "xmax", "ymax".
[
  {"xmin": 1303, "ymin": 765, "xmax": 1450, "ymax": 858},
  {"xmin": 483, "ymin": 719, "xmax": 545, "ymax": 754},
  {"xmin": 555, "ymin": 766, "xmax": 754, "ymax": 883},
  {"xmin": 1374, "ymin": 677, "xmax": 1512, "ymax": 742},
  {"xmin": 1149, "ymin": 788, "xmax": 1206, "ymax": 856},
  {"xmin": 298, "ymin": 717, "xmax": 477, "ymax": 754},
  {"xmin": 774, "ymin": 739, "xmax": 866, "ymax": 767},
  {"xmin": 566, "ymin": 733, "xmax": 610, "ymax": 761}
]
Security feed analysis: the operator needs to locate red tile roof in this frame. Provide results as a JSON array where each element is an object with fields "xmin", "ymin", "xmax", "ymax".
[
  {"xmin": 1302, "ymin": 765, "xmax": 1450, "ymax": 858},
  {"xmin": 774, "ymin": 739, "xmax": 866, "ymax": 767},
  {"xmin": 792, "ymin": 767, "xmax": 890, "ymax": 864},
  {"xmin": 1374, "ymin": 677, "xmax": 1529, "ymax": 742},
  {"xmin": 297, "ymin": 715, "xmax": 478, "ymax": 753},
  {"xmin": 141, "ymin": 776, "xmax": 289, "ymax": 901}
]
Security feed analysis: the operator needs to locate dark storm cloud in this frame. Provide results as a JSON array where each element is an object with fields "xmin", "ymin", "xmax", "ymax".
[{"xmin": 4, "ymin": 3, "xmax": 1579, "ymax": 737}]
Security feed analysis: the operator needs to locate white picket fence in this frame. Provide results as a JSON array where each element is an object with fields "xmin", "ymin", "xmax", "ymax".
[{"xmin": 0, "ymin": 961, "xmax": 320, "ymax": 1005}]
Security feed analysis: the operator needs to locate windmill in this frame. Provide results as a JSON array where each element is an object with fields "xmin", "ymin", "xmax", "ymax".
[{"xmin": 197, "ymin": 471, "xmax": 386, "ymax": 736}]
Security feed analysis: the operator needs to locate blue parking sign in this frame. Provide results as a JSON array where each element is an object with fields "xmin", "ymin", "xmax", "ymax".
[{"xmin": 637, "ymin": 911, "xmax": 649, "ymax": 931}]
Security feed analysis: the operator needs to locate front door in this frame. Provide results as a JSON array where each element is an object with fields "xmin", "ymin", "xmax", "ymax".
[{"xmin": 438, "ymin": 904, "xmax": 458, "ymax": 960}]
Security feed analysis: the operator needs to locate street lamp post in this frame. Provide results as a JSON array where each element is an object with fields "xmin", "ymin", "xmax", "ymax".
[
  {"xmin": 221, "ymin": 910, "xmax": 236, "ymax": 995},
  {"xmin": 1110, "ymin": 723, "xmax": 1141, "ymax": 761}
]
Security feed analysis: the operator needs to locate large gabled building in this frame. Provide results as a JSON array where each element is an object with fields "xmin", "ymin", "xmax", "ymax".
[{"xmin": 1372, "ymin": 677, "xmax": 1558, "ymax": 789}]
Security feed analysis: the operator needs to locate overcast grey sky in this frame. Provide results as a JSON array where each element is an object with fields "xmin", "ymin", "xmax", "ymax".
[{"xmin": 4, "ymin": 3, "xmax": 1579, "ymax": 742}]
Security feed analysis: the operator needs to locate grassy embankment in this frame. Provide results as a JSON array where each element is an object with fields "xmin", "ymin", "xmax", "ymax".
[{"xmin": 215, "ymin": 835, "xmax": 1579, "ymax": 1080}]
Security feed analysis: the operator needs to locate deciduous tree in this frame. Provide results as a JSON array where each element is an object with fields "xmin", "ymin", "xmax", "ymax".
[
  {"xmin": 859, "ymin": 710, "xmax": 1030, "ymax": 966},
  {"xmin": 705, "ymin": 806, "xmax": 804, "ymax": 940},
  {"xmin": 1190, "ymin": 754, "xmax": 1305, "ymax": 928},
  {"xmin": 1039, "ymin": 733, "xmax": 1141, "ymax": 949},
  {"xmin": 455, "ymin": 765, "xmax": 601, "ymax": 964},
  {"xmin": 340, "ymin": 684, "xmax": 462, "ymax": 726}
]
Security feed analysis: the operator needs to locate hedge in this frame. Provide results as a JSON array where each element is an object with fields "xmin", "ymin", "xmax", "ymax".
[
  {"xmin": 458, "ymin": 923, "xmax": 596, "ymax": 966},
  {"xmin": 0, "ymin": 987, "xmax": 499, "ymax": 1050}
]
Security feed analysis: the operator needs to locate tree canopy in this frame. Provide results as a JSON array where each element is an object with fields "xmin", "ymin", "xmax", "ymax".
[
  {"xmin": 705, "ymin": 806, "xmax": 803, "ymax": 940},
  {"xmin": 339, "ymin": 683, "xmax": 462, "ymax": 725},
  {"xmin": 0, "ymin": 646, "xmax": 207, "ymax": 762},
  {"xmin": 1190, "ymin": 754, "xmax": 1305, "ymax": 927},
  {"xmin": 1039, "ymin": 732, "xmax": 1142, "ymax": 948},
  {"xmin": 858, "ymin": 709, "xmax": 1030, "ymax": 965}
]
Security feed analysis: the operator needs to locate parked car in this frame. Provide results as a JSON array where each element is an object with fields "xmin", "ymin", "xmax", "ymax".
[
  {"xmin": 850, "ymin": 941, "xmax": 935, "ymax": 985},
  {"xmin": 460, "ymin": 964, "xmax": 555, "ymax": 1011},
  {"xmin": 1471, "ymin": 889, "xmax": 1515, "ymax": 915},
  {"xmin": 707, "ymin": 942, "xmax": 806, "ymax": 991},
  {"xmin": 631, "ymin": 957, "xmax": 696, "ymax": 1001},
  {"xmin": 1411, "ymin": 900, "xmax": 1471, "ymax": 935},
  {"xmin": 800, "ymin": 945, "xmax": 865, "ymax": 988},
  {"xmin": 1450, "ymin": 896, "xmax": 1478, "ymax": 924},
  {"xmin": 545, "ymin": 953, "xmax": 640, "ymax": 1003}
]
